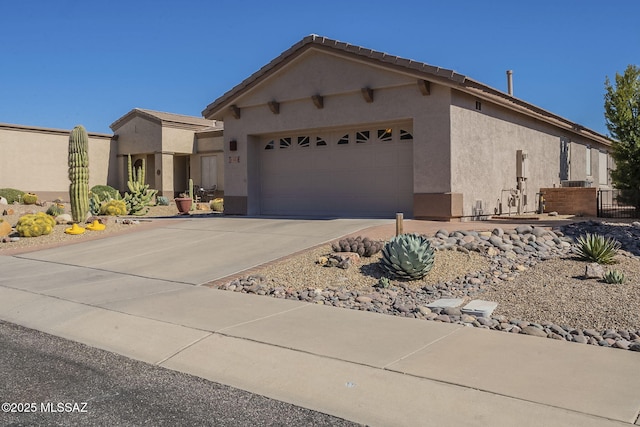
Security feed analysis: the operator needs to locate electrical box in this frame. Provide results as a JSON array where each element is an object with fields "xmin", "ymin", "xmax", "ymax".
[{"xmin": 516, "ymin": 150, "xmax": 528, "ymax": 179}]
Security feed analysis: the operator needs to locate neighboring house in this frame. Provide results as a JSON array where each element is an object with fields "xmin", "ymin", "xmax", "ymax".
[
  {"xmin": 110, "ymin": 108, "xmax": 224, "ymax": 198},
  {"xmin": 202, "ymin": 35, "xmax": 613, "ymax": 219},
  {"xmin": 1, "ymin": 109, "xmax": 224, "ymax": 202},
  {"xmin": 0, "ymin": 122, "xmax": 116, "ymax": 201}
]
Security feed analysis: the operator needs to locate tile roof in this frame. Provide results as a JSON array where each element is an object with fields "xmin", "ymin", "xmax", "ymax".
[
  {"xmin": 202, "ymin": 35, "xmax": 610, "ymax": 145},
  {"xmin": 110, "ymin": 108, "xmax": 215, "ymax": 131}
]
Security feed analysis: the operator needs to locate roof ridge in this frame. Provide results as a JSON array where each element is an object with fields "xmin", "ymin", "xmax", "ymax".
[{"xmin": 201, "ymin": 35, "xmax": 611, "ymax": 144}]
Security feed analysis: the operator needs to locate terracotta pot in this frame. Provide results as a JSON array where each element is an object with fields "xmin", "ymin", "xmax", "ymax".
[{"xmin": 175, "ymin": 197, "xmax": 192, "ymax": 214}]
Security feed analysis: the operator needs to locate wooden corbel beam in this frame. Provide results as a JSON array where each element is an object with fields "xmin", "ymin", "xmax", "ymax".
[
  {"xmin": 229, "ymin": 104, "xmax": 241, "ymax": 119},
  {"xmin": 268, "ymin": 101, "xmax": 280, "ymax": 114},
  {"xmin": 361, "ymin": 87, "xmax": 374, "ymax": 103},
  {"xmin": 311, "ymin": 94, "xmax": 324, "ymax": 109},
  {"xmin": 418, "ymin": 80, "xmax": 431, "ymax": 96}
]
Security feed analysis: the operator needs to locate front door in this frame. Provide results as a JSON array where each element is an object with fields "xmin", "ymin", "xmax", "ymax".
[{"xmin": 201, "ymin": 155, "xmax": 217, "ymax": 189}]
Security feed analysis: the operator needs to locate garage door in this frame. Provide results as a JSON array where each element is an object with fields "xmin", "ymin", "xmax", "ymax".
[{"xmin": 259, "ymin": 124, "xmax": 413, "ymax": 217}]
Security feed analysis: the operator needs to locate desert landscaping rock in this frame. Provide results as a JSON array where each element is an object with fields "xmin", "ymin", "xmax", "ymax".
[
  {"xmin": 214, "ymin": 220, "xmax": 640, "ymax": 352},
  {"xmin": 585, "ymin": 263, "xmax": 605, "ymax": 279}
]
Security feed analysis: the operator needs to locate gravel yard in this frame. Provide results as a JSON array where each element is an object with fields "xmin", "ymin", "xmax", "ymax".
[
  {"xmin": 0, "ymin": 202, "xmax": 213, "ymax": 255},
  {"xmin": 211, "ymin": 221, "xmax": 640, "ymax": 351}
]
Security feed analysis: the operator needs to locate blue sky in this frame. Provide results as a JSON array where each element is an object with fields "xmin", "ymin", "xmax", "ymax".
[{"xmin": 1, "ymin": 0, "xmax": 638, "ymax": 135}]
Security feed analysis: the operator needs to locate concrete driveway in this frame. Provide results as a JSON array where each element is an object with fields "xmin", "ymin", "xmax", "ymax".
[{"xmin": 6, "ymin": 217, "xmax": 389, "ymax": 285}]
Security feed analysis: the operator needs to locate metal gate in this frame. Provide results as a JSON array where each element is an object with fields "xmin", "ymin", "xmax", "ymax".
[{"xmin": 597, "ymin": 189, "xmax": 640, "ymax": 218}]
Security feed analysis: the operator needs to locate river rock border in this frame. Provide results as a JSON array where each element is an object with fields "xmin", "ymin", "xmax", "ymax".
[{"xmin": 213, "ymin": 221, "xmax": 640, "ymax": 352}]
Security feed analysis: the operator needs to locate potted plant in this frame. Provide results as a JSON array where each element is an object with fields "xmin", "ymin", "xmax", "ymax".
[{"xmin": 175, "ymin": 193, "xmax": 192, "ymax": 214}]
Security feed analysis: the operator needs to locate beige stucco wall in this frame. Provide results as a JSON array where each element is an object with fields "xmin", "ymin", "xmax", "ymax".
[
  {"xmin": 213, "ymin": 49, "xmax": 453, "ymax": 215},
  {"xmin": 0, "ymin": 124, "xmax": 116, "ymax": 201},
  {"xmin": 449, "ymin": 90, "xmax": 610, "ymax": 216},
  {"xmin": 161, "ymin": 126, "xmax": 197, "ymax": 154},
  {"xmin": 115, "ymin": 116, "xmax": 162, "ymax": 155}
]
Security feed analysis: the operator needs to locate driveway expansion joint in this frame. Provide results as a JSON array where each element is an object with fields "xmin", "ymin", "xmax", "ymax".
[
  {"xmin": 382, "ymin": 326, "xmax": 464, "ymax": 369},
  {"xmin": 156, "ymin": 332, "xmax": 214, "ymax": 366}
]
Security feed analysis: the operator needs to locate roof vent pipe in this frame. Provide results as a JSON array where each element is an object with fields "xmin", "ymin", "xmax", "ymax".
[{"xmin": 506, "ymin": 70, "xmax": 513, "ymax": 96}]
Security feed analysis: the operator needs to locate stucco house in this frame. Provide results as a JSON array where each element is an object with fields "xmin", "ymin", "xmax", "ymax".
[
  {"xmin": 202, "ymin": 35, "xmax": 612, "ymax": 220},
  {"xmin": 110, "ymin": 108, "xmax": 224, "ymax": 198},
  {"xmin": 1, "ymin": 109, "xmax": 224, "ymax": 202}
]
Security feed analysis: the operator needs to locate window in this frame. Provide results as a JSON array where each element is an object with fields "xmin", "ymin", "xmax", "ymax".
[
  {"xmin": 316, "ymin": 136, "xmax": 327, "ymax": 147},
  {"xmin": 585, "ymin": 146, "xmax": 592, "ymax": 176},
  {"xmin": 279, "ymin": 137, "xmax": 291, "ymax": 149},
  {"xmin": 356, "ymin": 131, "xmax": 370, "ymax": 144},
  {"xmin": 559, "ymin": 138, "xmax": 570, "ymax": 181},
  {"xmin": 264, "ymin": 140, "xmax": 274, "ymax": 150},
  {"xmin": 337, "ymin": 134, "xmax": 350, "ymax": 145},
  {"xmin": 377, "ymin": 128, "xmax": 392, "ymax": 142},
  {"xmin": 400, "ymin": 129, "xmax": 413, "ymax": 141},
  {"xmin": 475, "ymin": 101, "xmax": 482, "ymax": 111},
  {"xmin": 599, "ymin": 151, "xmax": 608, "ymax": 185},
  {"xmin": 298, "ymin": 136, "xmax": 310, "ymax": 148}
]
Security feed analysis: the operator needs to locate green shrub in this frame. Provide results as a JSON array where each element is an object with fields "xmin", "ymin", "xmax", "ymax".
[
  {"xmin": 90, "ymin": 185, "xmax": 120, "ymax": 202},
  {"xmin": 156, "ymin": 196, "xmax": 169, "ymax": 206},
  {"xmin": 380, "ymin": 233, "xmax": 435, "ymax": 280},
  {"xmin": 0, "ymin": 188, "xmax": 25, "ymax": 204},
  {"xmin": 603, "ymin": 269, "xmax": 625, "ymax": 284},
  {"xmin": 575, "ymin": 233, "xmax": 620, "ymax": 264}
]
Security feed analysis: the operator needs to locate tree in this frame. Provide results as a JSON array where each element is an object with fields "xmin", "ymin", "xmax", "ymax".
[{"xmin": 604, "ymin": 64, "xmax": 640, "ymax": 208}]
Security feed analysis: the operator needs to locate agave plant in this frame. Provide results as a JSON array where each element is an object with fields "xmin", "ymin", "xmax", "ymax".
[
  {"xmin": 575, "ymin": 233, "xmax": 620, "ymax": 264},
  {"xmin": 603, "ymin": 269, "xmax": 625, "ymax": 284},
  {"xmin": 380, "ymin": 233, "xmax": 435, "ymax": 280}
]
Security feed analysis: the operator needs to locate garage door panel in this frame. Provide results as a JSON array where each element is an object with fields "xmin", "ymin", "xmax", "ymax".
[{"xmin": 260, "ymin": 125, "xmax": 413, "ymax": 217}]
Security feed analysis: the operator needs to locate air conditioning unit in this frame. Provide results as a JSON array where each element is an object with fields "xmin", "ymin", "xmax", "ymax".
[{"xmin": 560, "ymin": 180, "xmax": 592, "ymax": 188}]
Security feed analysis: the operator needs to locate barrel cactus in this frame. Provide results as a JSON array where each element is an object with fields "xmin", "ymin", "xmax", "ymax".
[
  {"xmin": 16, "ymin": 212, "xmax": 56, "ymax": 237},
  {"xmin": 22, "ymin": 192, "xmax": 38, "ymax": 204},
  {"xmin": 100, "ymin": 199, "xmax": 128, "ymax": 216},
  {"xmin": 46, "ymin": 203, "xmax": 65, "ymax": 217},
  {"xmin": 380, "ymin": 233, "xmax": 435, "ymax": 280},
  {"xmin": 210, "ymin": 197, "xmax": 224, "ymax": 212},
  {"xmin": 68, "ymin": 125, "xmax": 90, "ymax": 223}
]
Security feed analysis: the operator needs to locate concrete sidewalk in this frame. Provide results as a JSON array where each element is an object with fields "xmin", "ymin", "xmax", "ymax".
[{"xmin": 1, "ymin": 217, "xmax": 639, "ymax": 426}]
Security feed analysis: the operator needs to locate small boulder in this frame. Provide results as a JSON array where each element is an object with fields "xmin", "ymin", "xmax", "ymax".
[
  {"xmin": 55, "ymin": 214, "xmax": 73, "ymax": 224},
  {"xmin": 584, "ymin": 263, "xmax": 605, "ymax": 279},
  {"xmin": 0, "ymin": 197, "xmax": 7, "ymax": 205},
  {"xmin": 521, "ymin": 326, "xmax": 548, "ymax": 337},
  {"xmin": 316, "ymin": 256, "xmax": 329, "ymax": 266}
]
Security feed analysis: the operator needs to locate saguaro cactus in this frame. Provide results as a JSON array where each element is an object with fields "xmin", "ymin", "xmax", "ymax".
[{"xmin": 68, "ymin": 125, "xmax": 90, "ymax": 223}]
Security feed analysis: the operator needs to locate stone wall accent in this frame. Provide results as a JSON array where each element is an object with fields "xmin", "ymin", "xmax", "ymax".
[{"xmin": 541, "ymin": 187, "xmax": 597, "ymax": 216}]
